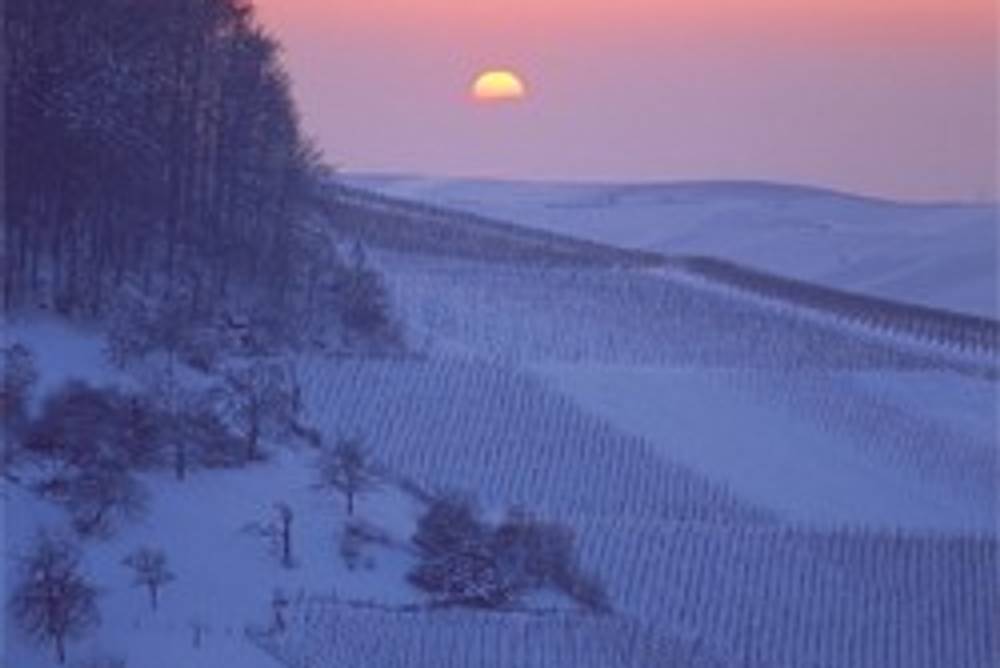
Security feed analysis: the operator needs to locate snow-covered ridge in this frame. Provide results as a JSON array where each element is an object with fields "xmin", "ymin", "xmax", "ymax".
[
  {"xmin": 340, "ymin": 174, "xmax": 998, "ymax": 318},
  {"xmin": 323, "ymin": 182, "xmax": 662, "ymax": 267},
  {"xmin": 664, "ymin": 256, "xmax": 999, "ymax": 362}
]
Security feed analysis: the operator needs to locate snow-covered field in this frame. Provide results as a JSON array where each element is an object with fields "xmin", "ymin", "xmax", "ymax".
[
  {"xmin": 4, "ymin": 179, "xmax": 998, "ymax": 667},
  {"xmin": 343, "ymin": 174, "xmax": 999, "ymax": 318}
]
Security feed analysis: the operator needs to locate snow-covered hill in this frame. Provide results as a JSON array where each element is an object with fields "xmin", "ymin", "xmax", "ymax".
[
  {"xmin": 4, "ymin": 178, "xmax": 997, "ymax": 667},
  {"xmin": 342, "ymin": 174, "xmax": 998, "ymax": 318}
]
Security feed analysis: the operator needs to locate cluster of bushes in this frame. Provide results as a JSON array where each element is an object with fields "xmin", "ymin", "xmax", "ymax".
[
  {"xmin": 5, "ymin": 335, "xmax": 320, "ymax": 538},
  {"xmin": 408, "ymin": 494, "xmax": 610, "ymax": 613},
  {"xmin": 21, "ymin": 380, "xmax": 230, "ymax": 536}
]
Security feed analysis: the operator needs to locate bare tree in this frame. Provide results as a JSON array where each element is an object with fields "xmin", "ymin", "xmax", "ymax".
[
  {"xmin": 316, "ymin": 437, "xmax": 377, "ymax": 516},
  {"xmin": 9, "ymin": 533, "xmax": 100, "ymax": 665},
  {"xmin": 224, "ymin": 362, "xmax": 294, "ymax": 463},
  {"xmin": 122, "ymin": 547, "xmax": 175, "ymax": 611}
]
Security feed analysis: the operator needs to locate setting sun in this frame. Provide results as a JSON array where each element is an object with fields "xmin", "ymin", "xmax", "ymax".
[{"xmin": 471, "ymin": 70, "xmax": 527, "ymax": 102}]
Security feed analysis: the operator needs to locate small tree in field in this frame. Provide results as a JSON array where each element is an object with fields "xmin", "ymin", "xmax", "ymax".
[
  {"xmin": 10, "ymin": 533, "xmax": 100, "ymax": 665},
  {"xmin": 224, "ymin": 362, "xmax": 294, "ymax": 462},
  {"xmin": 316, "ymin": 437, "xmax": 377, "ymax": 516},
  {"xmin": 122, "ymin": 547, "xmax": 175, "ymax": 611}
]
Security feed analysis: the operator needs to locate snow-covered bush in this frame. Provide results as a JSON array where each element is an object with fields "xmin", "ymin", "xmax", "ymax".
[
  {"xmin": 339, "ymin": 519, "xmax": 392, "ymax": 571},
  {"xmin": 408, "ymin": 494, "xmax": 514, "ymax": 608},
  {"xmin": 23, "ymin": 382, "xmax": 165, "ymax": 472},
  {"xmin": 408, "ymin": 495, "xmax": 608, "ymax": 611},
  {"xmin": 493, "ymin": 509, "xmax": 610, "ymax": 613},
  {"xmin": 22, "ymin": 382, "xmax": 159, "ymax": 536}
]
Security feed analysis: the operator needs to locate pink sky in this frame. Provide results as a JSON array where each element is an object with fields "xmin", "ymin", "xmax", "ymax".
[{"xmin": 254, "ymin": 0, "xmax": 997, "ymax": 201}]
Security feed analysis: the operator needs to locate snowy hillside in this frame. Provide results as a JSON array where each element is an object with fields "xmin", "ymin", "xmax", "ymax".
[
  {"xmin": 4, "ymin": 182, "xmax": 997, "ymax": 667},
  {"xmin": 342, "ymin": 174, "xmax": 998, "ymax": 318}
]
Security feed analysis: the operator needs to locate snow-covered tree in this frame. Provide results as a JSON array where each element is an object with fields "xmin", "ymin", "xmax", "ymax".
[
  {"xmin": 223, "ymin": 362, "xmax": 295, "ymax": 463},
  {"xmin": 316, "ymin": 437, "xmax": 377, "ymax": 516},
  {"xmin": 335, "ymin": 242, "xmax": 398, "ymax": 348},
  {"xmin": 9, "ymin": 533, "xmax": 100, "ymax": 665}
]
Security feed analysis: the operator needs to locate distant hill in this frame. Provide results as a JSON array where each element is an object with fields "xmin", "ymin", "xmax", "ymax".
[{"xmin": 341, "ymin": 174, "xmax": 998, "ymax": 318}]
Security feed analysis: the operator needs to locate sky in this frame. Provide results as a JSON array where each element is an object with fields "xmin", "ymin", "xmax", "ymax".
[{"xmin": 253, "ymin": 0, "xmax": 997, "ymax": 202}]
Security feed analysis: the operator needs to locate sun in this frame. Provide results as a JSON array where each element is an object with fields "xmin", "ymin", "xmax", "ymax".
[{"xmin": 471, "ymin": 70, "xmax": 527, "ymax": 102}]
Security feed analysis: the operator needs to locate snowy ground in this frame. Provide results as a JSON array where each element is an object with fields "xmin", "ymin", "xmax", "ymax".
[
  {"xmin": 534, "ymin": 363, "xmax": 993, "ymax": 532},
  {"xmin": 343, "ymin": 174, "xmax": 998, "ymax": 318},
  {"xmin": 3, "ymin": 318, "xmax": 427, "ymax": 668}
]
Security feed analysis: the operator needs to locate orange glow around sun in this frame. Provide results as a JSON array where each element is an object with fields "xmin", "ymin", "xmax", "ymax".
[{"xmin": 472, "ymin": 70, "xmax": 527, "ymax": 102}]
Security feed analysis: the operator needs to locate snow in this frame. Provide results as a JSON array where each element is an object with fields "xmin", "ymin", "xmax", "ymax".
[
  {"xmin": 533, "ymin": 363, "xmax": 994, "ymax": 532},
  {"xmin": 342, "ymin": 174, "xmax": 999, "ymax": 318},
  {"xmin": 4, "ymin": 443, "xmax": 427, "ymax": 667}
]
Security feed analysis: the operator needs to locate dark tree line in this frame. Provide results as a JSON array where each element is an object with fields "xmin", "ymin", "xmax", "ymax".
[{"xmin": 4, "ymin": 0, "xmax": 365, "ymax": 339}]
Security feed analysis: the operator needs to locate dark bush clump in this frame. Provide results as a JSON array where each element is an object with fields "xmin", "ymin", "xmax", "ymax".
[{"xmin": 408, "ymin": 495, "xmax": 610, "ymax": 612}]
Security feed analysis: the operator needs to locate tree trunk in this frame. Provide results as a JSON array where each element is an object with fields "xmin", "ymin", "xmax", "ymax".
[
  {"xmin": 175, "ymin": 441, "xmax": 186, "ymax": 481},
  {"xmin": 247, "ymin": 405, "xmax": 260, "ymax": 461},
  {"xmin": 55, "ymin": 632, "xmax": 66, "ymax": 664},
  {"xmin": 282, "ymin": 519, "xmax": 292, "ymax": 568}
]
